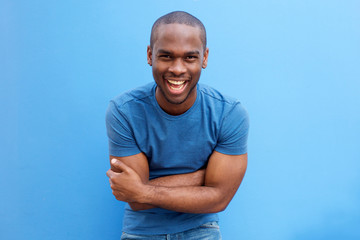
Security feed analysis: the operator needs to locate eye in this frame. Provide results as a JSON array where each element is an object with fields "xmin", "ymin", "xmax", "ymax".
[
  {"xmin": 186, "ymin": 56, "xmax": 198, "ymax": 60},
  {"xmin": 159, "ymin": 55, "xmax": 171, "ymax": 59}
]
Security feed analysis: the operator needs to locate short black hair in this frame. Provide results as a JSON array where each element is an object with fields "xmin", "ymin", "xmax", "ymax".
[{"xmin": 150, "ymin": 11, "xmax": 207, "ymax": 51}]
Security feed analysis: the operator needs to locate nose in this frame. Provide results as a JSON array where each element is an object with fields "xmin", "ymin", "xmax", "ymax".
[{"xmin": 168, "ymin": 58, "xmax": 186, "ymax": 76}]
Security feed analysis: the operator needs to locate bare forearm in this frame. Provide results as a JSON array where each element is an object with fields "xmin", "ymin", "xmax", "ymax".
[
  {"xmin": 149, "ymin": 169, "xmax": 205, "ymax": 187},
  {"xmin": 109, "ymin": 152, "xmax": 247, "ymax": 214},
  {"xmin": 137, "ymin": 184, "xmax": 228, "ymax": 214},
  {"xmin": 129, "ymin": 169, "xmax": 205, "ymax": 211},
  {"xmin": 133, "ymin": 152, "xmax": 246, "ymax": 213}
]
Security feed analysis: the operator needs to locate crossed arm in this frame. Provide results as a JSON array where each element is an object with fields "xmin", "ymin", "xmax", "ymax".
[{"xmin": 106, "ymin": 151, "xmax": 247, "ymax": 214}]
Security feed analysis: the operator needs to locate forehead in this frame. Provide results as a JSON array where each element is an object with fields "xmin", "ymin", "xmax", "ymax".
[{"xmin": 153, "ymin": 23, "xmax": 203, "ymax": 52}]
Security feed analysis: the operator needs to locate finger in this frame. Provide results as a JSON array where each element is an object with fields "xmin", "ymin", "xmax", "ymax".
[
  {"xmin": 107, "ymin": 171, "xmax": 119, "ymax": 190},
  {"xmin": 106, "ymin": 169, "xmax": 114, "ymax": 178},
  {"xmin": 111, "ymin": 159, "xmax": 131, "ymax": 173},
  {"xmin": 110, "ymin": 159, "xmax": 122, "ymax": 172},
  {"xmin": 112, "ymin": 191, "xmax": 128, "ymax": 202},
  {"xmin": 109, "ymin": 179, "xmax": 117, "ymax": 190}
]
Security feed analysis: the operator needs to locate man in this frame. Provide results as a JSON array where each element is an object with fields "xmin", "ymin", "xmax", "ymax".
[{"xmin": 106, "ymin": 11, "xmax": 249, "ymax": 239}]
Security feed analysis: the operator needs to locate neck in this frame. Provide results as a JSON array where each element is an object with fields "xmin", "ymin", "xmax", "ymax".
[{"xmin": 155, "ymin": 87, "xmax": 197, "ymax": 116}]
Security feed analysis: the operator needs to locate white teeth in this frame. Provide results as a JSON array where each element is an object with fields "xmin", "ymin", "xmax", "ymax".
[
  {"xmin": 168, "ymin": 80, "xmax": 185, "ymax": 85},
  {"xmin": 169, "ymin": 84, "xmax": 185, "ymax": 90}
]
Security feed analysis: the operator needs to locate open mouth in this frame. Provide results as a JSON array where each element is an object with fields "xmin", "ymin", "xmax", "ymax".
[{"xmin": 166, "ymin": 79, "xmax": 188, "ymax": 93}]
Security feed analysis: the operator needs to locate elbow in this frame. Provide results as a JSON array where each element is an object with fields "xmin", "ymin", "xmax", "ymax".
[
  {"xmin": 212, "ymin": 201, "xmax": 230, "ymax": 213},
  {"xmin": 218, "ymin": 202, "xmax": 229, "ymax": 212},
  {"xmin": 128, "ymin": 202, "xmax": 154, "ymax": 211},
  {"xmin": 128, "ymin": 203, "xmax": 142, "ymax": 211},
  {"xmin": 129, "ymin": 204, "xmax": 138, "ymax": 211},
  {"xmin": 202, "ymin": 188, "xmax": 233, "ymax": 213},
  {"xmin": 205, "ymin": 202, "xmax": 228, "ymax": 214},
  {"xmin": 206, "ymin": 195, "xmax": 231, "ymax": 213}
]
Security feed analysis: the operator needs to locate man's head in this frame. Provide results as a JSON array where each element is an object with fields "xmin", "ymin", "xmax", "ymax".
[
  {"xmin": 150, "ymin": 11, "xmax": 207, "ymax": 51},
  {"xmin": 147, "ymin": 11, "xmax": 209, "ymax": 115}
]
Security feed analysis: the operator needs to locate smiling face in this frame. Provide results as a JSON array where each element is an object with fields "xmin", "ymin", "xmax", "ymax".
[{"xmin": 147, "ymin": 23, "xmax": 209, "ymax": 115}]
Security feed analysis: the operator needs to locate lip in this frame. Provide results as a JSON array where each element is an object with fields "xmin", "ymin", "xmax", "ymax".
[
  {"xmin": 164, "ymin": 78, "xmax": 189, "ymax": 95},
  {"xmin": 166, "ymin": 78, "xmax": 189, "ymax": 81}
]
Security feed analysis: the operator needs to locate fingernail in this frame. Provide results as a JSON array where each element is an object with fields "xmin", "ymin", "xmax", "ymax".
[{"xmin": 111, "ymin": 159, "xmax": 116, "ymax": 164}]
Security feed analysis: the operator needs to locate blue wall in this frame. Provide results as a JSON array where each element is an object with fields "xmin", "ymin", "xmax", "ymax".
[{"xmin": 1, "ymin": 1, "xmax": 359, "ymax": 239}]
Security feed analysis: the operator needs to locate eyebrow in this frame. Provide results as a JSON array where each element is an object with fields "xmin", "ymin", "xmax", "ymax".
[
  {"xmin": 157, "ymin": 49, "xmax": 200, "ymax": 55},
  {"xmin": 186, "ymin": 50, "xmax": 200, "ymax": 55},
  {"xmin": 157, "ymin": 49, "xmax": 172, "ymax": 55}
]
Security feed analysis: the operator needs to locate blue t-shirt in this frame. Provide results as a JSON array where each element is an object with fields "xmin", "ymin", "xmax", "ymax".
[{"xmin": 106, "ymin": 82, "xmax": 249, "ymax": 235}]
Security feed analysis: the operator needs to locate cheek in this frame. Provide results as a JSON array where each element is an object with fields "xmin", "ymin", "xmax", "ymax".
[
  {"xmin": 152, "ymin": 66, "xmax": 166, "ymax": 84},
  {"xmin": 189, "ymin": 65, "xmax": 202, "ymax": 76},
  {"xmin": 152, "ymin": 65, "xmax": 161, "ymax": 76},
  {"xmin": 152, "ymin": 63, "xmax": 167, "ymax": 75}
]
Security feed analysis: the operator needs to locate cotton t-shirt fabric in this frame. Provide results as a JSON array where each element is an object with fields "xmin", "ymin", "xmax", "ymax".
[{"xmin": 106, "ymin": 82, "xmax": 249, "ymax": 235}]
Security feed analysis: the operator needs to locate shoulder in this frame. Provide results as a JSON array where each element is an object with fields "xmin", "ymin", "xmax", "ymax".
[
  {"xmin": 110, "ymin": 82, "xmax": 155, "ymax": 111},
  {"xmin": 198, "ymin": 83, "xmax": 248, "ymax": 119},
  {"xmin": 200, "ymin": 84, "xmax": 249, "ymax": 154}
]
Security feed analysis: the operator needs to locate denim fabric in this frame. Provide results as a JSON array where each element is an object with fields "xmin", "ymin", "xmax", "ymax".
[{"xmin": 120, "ymin": 221, "xmax": 222, "ymax": 240}]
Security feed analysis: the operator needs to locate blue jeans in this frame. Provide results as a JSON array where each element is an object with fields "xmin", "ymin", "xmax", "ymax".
[{"xmin": 121, "ymin": 221, "xmax": 222, "ymax": 240}]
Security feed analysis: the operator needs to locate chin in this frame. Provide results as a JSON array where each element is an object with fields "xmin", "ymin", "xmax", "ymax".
[{"xmin": 165, "ymin": 97, "xmax": 187, "ymax": 105}]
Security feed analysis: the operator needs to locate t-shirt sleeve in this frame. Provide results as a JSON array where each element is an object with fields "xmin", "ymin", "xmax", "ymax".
[
  {"xmin": 215, "ymin": 103, "xmax": 249, "ymax": 155},
  {"xmin": 105, "ymin": 101, "xmax": 141, "ymax": 157}
]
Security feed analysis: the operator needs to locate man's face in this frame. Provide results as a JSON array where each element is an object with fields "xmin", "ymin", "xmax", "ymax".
[{"xmin": 147, "ymin": 23, "xmax": 209, "ymax": 115}]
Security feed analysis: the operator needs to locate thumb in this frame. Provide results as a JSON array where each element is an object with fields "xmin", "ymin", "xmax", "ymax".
[{"xmin": 111, "ymin": 159, "xmax": 130, "ymax": 173}]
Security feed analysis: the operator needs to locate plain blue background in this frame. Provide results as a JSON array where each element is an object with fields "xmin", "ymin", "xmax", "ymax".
[{"xmin": 1, "ymin": 0, "xmax": 359, "ymax": 239}]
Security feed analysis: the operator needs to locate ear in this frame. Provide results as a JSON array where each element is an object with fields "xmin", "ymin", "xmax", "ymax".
[
  {"xmin": 147, "ymin": 45, "xmax": 152, "ymax": 66},
  {"xmin": 202, "ymin": 47, "xmax": 209, "ymax": 69}
]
